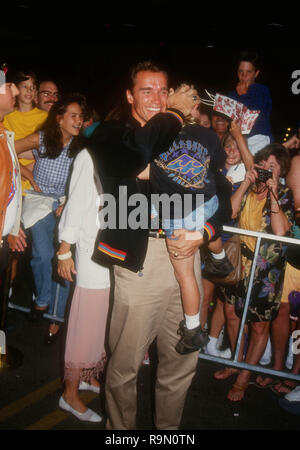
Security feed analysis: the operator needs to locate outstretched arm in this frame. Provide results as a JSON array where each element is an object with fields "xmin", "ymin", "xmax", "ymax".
[
  {"xmin": 15, "ymin": 132, "xmax": 39, "ymax": 158},
  {"xmin": 229, "ymin": 121, "xmax": 254, "ymax": 170}
]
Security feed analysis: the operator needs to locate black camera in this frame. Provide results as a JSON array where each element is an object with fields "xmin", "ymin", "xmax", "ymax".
[{"xmin": 256, "ymin": 168, "xmax": 273, "ymax": 183}]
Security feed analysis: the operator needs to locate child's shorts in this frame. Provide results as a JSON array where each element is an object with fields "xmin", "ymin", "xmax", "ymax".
[{"xmin": 162, "ymin": 194, "xmax": 219, "ymax": 239}]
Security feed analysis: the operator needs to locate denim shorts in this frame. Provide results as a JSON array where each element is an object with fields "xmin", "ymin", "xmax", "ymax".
[{"xmin": 162, "ymin": 194, "xmax": 219, "ymax": 238}]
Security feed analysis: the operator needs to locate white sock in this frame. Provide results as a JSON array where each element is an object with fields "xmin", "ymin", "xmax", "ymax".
[
  {"xmin": 211, "ymin": 249, "xmax": 225, "ymax": 260},
  {"xmin": 185, "ymin": 313, "xmax": 200, "ymax": 330},
  {"xmin": 205, "ymin": 336, "xmax": 220, "ymax": 355}
]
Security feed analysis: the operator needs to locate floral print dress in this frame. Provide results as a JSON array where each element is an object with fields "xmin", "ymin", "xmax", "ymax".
[{"xmin": 219, "ymin": 183, "xmax": 294, "ymax": 322}]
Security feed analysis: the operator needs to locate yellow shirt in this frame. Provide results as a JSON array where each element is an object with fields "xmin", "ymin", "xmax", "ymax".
[
  {"xmin": 239, "ymin": 190, "xmax": 267, "ymax": 253},
  {"xmin": 3, "ymin": 108, "xmax": 48, "ymax": 193}
]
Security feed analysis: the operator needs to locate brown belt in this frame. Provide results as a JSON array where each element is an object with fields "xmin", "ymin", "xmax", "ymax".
[{"xmin": 149, "ymin": 230, "xmax": 166, "ymax": 239}]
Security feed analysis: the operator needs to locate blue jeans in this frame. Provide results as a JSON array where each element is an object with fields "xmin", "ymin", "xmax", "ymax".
[
  {"xmin": 30, "ymin": 208, "xmax": 70, "ymax": 321},
  {"xmin": 163, "ymin": 194, "xmax": 219, "ymax": 238}
]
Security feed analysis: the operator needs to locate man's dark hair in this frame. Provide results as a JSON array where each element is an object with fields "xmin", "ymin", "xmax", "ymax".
[
  {"xmin": 254, "ymin": 143, "xmax": 291, "ymax": 178},
  {"xmin": 127, "ymin": 60, "xmax": 168, "ymax": 92}
]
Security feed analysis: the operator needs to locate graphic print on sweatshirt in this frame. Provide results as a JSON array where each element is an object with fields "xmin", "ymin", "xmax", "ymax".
[{"xmin": 154, "ymin": 137, "xmax": 210, "ymax": 190}]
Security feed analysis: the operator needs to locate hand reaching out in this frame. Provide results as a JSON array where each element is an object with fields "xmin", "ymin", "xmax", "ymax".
[{"xmin": 229, "ymin": 120, "xmax": 242, "ymax": 139}]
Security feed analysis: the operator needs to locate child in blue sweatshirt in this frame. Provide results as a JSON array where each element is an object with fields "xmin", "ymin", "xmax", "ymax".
[{"xmin": 228, "ymin": 51, "xmax": 273, "ymax": 155}]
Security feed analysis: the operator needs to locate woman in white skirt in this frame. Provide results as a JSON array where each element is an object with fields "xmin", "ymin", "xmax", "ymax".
[{"xmin": 56, "ymin": 148, "xmax": 110, "ymax": 423}]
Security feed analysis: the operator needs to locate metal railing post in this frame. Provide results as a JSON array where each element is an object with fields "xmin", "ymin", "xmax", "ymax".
[
  {"xmin": 198, "ymin": 225, "xmax": 300, "ymax": 383},
  {"xmin": 233, "ymin": 236, "xmax": 261, "ymax": 362}
]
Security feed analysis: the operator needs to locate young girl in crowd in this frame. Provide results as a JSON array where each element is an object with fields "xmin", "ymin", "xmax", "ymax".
[{"xmin": 15, "ymin": 96, "xmax": 87, "ymax": 341}]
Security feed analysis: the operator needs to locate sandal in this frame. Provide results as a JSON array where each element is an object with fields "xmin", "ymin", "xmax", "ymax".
[
  {"xmin": 227, "ymin": 383, "xmax": 248, "ymax": 402},
  {"xmin": 255, "ymin": 375, "xmax": 279, "ymax": 389},
  {"xmin": 271, "ymin": 380, "xmax": 297, "ymax": 396}
]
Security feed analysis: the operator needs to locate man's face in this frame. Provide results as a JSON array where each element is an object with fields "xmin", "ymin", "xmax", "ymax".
[
  {"xmin": 37, "ymin": 81, "xmax": 59, "ymax": 112},
  {"xmin": 0, "ymin": 83, "xmax": 19, "ymax": 118},
  {"xmin": 126, "ymin": 71, "xmax": 168, "ymax": 126}
]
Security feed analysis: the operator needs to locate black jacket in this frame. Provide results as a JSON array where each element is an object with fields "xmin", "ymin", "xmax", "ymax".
[{"xmin": 88, "ymin": 110, "xmax": 185, "ymax": 272}]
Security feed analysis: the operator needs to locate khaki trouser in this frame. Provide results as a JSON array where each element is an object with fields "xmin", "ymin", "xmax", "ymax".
[{"xmin": 105, "ymin": 237, "xmax": 202, "ymax": 430}]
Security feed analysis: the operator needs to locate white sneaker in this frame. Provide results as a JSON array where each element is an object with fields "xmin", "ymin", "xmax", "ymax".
[
  {"xmin": 285, "ymin": 385, "xmax": 300, "ymax": 402},
  {"xmin": 204, "ymin": 344, "xmax": 231, "ymax": 359},
  {"xmin": 219, "ymin": 347, "xmax": 232, "ymax": 359},
  {"xmin": 59, "ymin": 396, "xmax": 102, "ymax": 422},
  {"xmin": 205, "ymin": 343, "xmax": 220, "ymax": 357},
  {"xmin": 285, "ymin": 336, "xmax": 294, "ymax": 370},
  {"xmin": 259, "ymin": 337, "xmax": 272, "ymax": 365},
  {"xmin": 78, "ymin": 381, "xmax": 100, "ymax": 394}
]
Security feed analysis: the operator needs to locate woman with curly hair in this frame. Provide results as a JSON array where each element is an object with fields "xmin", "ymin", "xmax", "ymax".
[
  {"xmin": 214, "ymin": 143, "xmax": 294, "ymax": 401},
  {"xmin": 15, "ymin": 95, "xmax": 87, "ymax": 341}
]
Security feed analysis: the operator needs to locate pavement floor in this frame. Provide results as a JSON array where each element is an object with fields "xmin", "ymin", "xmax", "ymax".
[{"xmin": 1, "ymin": 304, "xmax": 300, "ymax": 434}]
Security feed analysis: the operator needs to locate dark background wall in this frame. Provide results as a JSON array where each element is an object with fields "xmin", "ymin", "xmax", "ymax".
[{"xmin": 2, "ymin": 3, "xmax": 299, "ymax": 142}]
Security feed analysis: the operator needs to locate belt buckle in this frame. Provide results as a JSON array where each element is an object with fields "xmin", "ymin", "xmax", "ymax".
[{"xmin": 149, "ymin": 230, "xmax": 166, "ymax": 239}]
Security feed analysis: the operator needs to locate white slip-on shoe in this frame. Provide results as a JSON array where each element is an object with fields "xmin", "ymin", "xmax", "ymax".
[
  {"xmin": 78, "ymin": 381, "xmax": 100, "ymax": 394},
  {"xmin": 285, "ymin": 385, "xmax": 300, "ymax": 402},
  {"xmin": 58, "ymin": 396, "xmax": 102, "ymax": 423}
]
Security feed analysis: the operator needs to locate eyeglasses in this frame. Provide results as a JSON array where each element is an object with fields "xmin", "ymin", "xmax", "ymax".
[{"xmin": 39, "ymin": 90, "xmax": 59, "ymax": 99}]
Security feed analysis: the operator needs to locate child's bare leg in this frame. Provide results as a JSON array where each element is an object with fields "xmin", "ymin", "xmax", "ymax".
[
  {"xmin": 168, "ymin": 239, "xmax": 209, "ymax": 354},
  {"xmin": 207, "ymin": 236, "xmax": 224, "ymax": 256},
  {"xmin": 170, "ymin": 252, "xmax": 200, "ymax": 318}
]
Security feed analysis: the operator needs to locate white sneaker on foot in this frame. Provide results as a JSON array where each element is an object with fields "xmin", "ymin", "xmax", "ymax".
[
  {"xmin": 205, "ymin": 344, "xmax": 220, "ymax": 357},
  {"xmin": 285, "ymin": 336, "xmax": 294, "ymax": 370},
  {"xmin": 259, "ymin": 337, "xmax": 272, "ymax": 365},
  {"xmin": 219, "ymin": 347, "xmax": 232, "ymax": 359}
]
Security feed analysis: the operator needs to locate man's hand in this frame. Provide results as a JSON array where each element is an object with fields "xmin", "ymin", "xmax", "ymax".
[
  {"xmin": 8, "ymin": 228, "xmax": 27, "ymax": 252},
  {"xmin": 167, "ymin": 84, "xmax": 200, "ymax": 117},
  {"xmin": 166, "ymin": 229, "xmax": 204, "ymax": 260}
]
